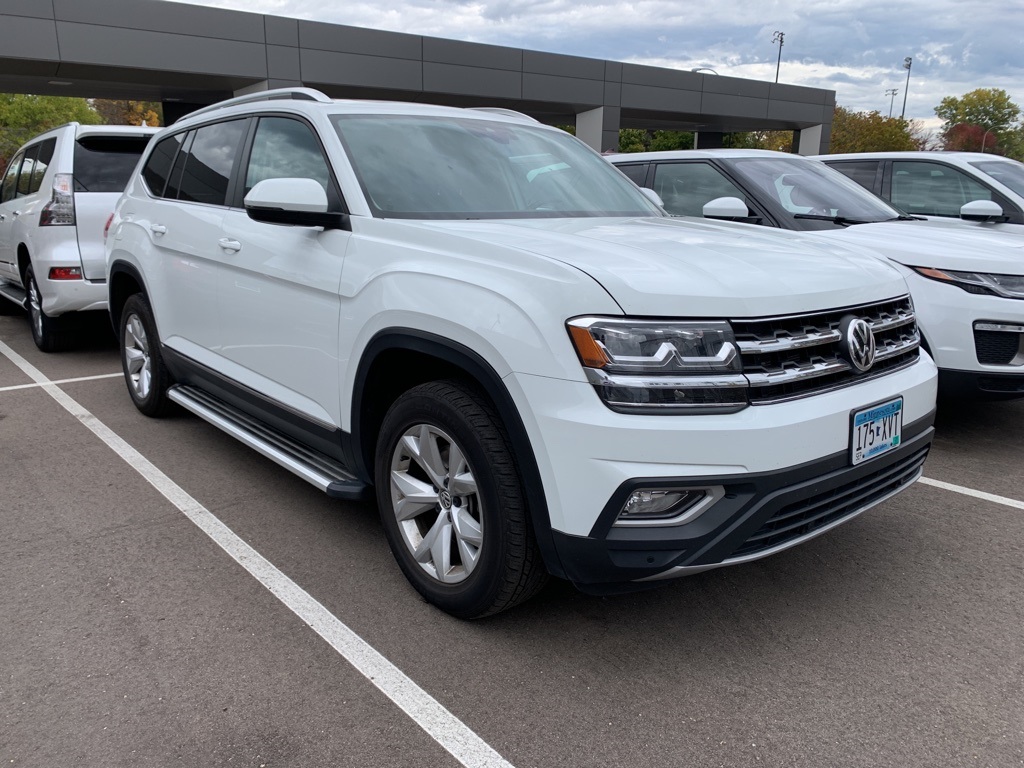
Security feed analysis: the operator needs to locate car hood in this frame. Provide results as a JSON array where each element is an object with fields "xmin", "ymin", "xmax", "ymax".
[
  {"xmin": 811, "ymin": 219, "xmax": 1024, "ymax": 274},
  {"xmin": 394, "ymin": 217, "xmax": 908, "ymax": 317}
]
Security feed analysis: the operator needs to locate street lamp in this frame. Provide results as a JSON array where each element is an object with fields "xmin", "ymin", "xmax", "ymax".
[
  {"xmin": 773, "ymin": 31, "xmax": 785, "ymax": 83},
  {"xmin": 690, "ymin": 67, "xmax": 719, "ymax": 75},
  {"xmin": 885, "ymin": 88, "xmax": 899, "ymax": 118},
  {"xmin": 900, "ymin": 57, "xmax": 912, "ymax": 119},
  {"xmin": 981, "ymin": 128, "xmax": 993, "ymax": 153}
]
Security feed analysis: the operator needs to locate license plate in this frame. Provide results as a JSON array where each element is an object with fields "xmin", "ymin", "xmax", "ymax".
[{"xmin": 851, "ymin": 397, "xmax": 903, "ymax": 465}]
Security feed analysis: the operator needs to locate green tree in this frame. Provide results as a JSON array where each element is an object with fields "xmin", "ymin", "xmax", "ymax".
[
  {"xmin": 829, "ymin": 106, "xmax": 918, "ymax": 153},
  {"xmin": 649, "ymin": 130, "xmax": 694, "ymax": 151},
  {"xmin": 92, "ymin": 99, "xmax": 163, "ymax": 127},
  {"xmin": 935, "ymin": 88, "xmax": 1019, "ymax": 137},
  {"xmin": 0, "ymin": 93, "xmax": 100, "ymax": 170},
  {"xmin": 617, "ymin": 128, "xmax": 649, "ymax": 153}
]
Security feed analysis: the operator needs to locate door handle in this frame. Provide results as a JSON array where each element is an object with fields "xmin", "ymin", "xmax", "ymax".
[
  {"xmin": 12, "ymin": 210, "xmax": 22, "ymax": 217},
  {"xmin": 150, "ymin": 224, "xmax": 167, "ymax": 236},
  {"xmin": 218, "ymin": 238, "xmax": 242, "ymax": 253},
  {"xmin": 0, "ymin": 214, "xmax": 5, "ymax": 221}
]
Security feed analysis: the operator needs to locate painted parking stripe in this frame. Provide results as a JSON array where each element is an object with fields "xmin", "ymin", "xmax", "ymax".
[
  {"xmin": 0, "ymin": 372, "xmax": 122, "ymax": 393},
  {"xmin": 917, "ymin": 476, "xmax": 1024, "ymax": 511},
  {"xmin": 0, "ymin": 339, "xmax": 514, "ymax": 768}
]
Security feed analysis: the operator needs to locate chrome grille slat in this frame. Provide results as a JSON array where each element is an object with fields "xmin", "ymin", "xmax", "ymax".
[
  {"xmin": 732, "ymin": 295, "xmax": 920, "ymax": 403},
  {"xmin": 737, "ymin": 329, "xmax": 842, "ymax": 354}
]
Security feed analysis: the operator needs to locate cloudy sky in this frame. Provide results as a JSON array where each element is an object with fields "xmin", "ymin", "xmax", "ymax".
[{"xmin": 166, "ymin": 0, "xmax": 1023, "ymax": 137}]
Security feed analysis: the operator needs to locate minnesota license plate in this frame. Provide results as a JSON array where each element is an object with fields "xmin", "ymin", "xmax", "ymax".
[{"xmin": 851, "ymin": 397, "xmax": 903, "ymax": 465}]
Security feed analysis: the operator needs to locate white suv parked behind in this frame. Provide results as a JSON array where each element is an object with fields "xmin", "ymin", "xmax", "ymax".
[
  {"xmin": 106, "ymin": 89, "xmax": 937, "ymax": 617},
  {"xmin": 0, "ymin": 123, "xmax": 157, "ymax": 350}
]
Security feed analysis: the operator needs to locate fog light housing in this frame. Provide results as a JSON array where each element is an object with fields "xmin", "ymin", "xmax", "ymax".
[{"xmin": 615, "ymin": 486, "xmax": 723, "ymax": 527}]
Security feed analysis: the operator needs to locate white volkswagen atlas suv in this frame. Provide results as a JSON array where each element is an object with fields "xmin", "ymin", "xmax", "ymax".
[
  {"xmin": 0, "ymin": 123, "xmax": 157, "ymax": 350},
  {"xmin": 106, "ymin": 89, "xmax": 937, "ymax": 618}
]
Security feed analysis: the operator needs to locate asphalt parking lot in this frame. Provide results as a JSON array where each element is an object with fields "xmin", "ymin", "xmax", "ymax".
[{"xmin": 2, "ymin": 310, "xmax": 1023, "ymax": 768}]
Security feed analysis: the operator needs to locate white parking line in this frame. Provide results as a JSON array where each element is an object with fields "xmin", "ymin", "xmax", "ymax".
[
  {"xmin": 0, "ymin": 372, "xmax": 122, "ymax": 393},
  {"xmin": 0, "ymin": 338, "xmax": 514, "ymax": 768},
  {"xmin": 917, "ymin": 476, "xmax": 1024, "ymax": 510}
]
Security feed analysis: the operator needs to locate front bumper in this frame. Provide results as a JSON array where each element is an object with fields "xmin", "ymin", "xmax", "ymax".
[
  {"xmin": 550, "ymin": 412, "xmax": 933, "ymax": 589},
  {"xmin": 910, "ymin": 273, "xmax": 1024, "ymax": 385}
]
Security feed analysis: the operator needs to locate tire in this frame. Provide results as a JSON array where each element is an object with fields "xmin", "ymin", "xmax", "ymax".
[
  {"xmin": 25, "ymin": 264, "xmax": 73, "ymax": 352},
  {"xmin": 119, "ymin": 293, "xmax": 174, "ymax": 417},
  {"xmin": 375, "ymin": 380, "xmax": 548, "ymax": 619}
]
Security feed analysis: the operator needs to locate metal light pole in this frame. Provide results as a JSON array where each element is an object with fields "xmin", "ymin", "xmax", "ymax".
[
  {"xmin": 773, "ymin": 31, "xmax": 785, "ymax": 83},
  {"xmin": 981, "ymin": 128, "xmax": 993, "ymax": 153},
  {"xmin": 886, "ymin": 88, "xmax": 898, "ymax": 118},
  {"xmin": 900, "ymin": 57, "xmax": 912, "ymax": 119}
]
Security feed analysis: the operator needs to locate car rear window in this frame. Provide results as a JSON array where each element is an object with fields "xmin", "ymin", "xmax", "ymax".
[{"xmin": 74, "ymin": 136, "xmax": 152, "ymax": 193}]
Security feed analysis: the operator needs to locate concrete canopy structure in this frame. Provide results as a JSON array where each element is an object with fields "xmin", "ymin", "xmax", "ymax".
[{"xmin": 0, "ymin": 0, "xmax": 835, "ymax": 154}]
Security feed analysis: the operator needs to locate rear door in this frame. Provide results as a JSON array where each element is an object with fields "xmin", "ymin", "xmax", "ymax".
[{"xmin": 73, "ymin": 133, "xmax": 154, "ymax": 280}]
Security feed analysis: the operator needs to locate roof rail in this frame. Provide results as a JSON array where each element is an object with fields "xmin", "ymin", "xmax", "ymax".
[
  {"xmin": 467, "ymin": 107, "xmax": 539, "ymax": 123},
  {"xmin": 175, "ymin": 87, "xmax": 333, "ymax": 123}
]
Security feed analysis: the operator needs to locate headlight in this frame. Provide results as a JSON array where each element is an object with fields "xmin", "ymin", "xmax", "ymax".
[
  {"xmin": 913, "ymin": 267, "xmax": 1024, "ymax": 299},
  {"xmin": 567, "ymin": 317, "xmax": 748, "ymax": 414}
]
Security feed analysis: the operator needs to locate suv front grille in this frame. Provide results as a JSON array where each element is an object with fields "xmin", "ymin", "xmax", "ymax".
[{"xmin": 732, "ymin": 296, "xmax": 920, "ymax": 404}]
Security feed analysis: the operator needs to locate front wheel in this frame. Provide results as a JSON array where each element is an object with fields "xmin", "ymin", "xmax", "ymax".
[
  {"xmin": 119, "ymin": 293, "xmax": 173, "ymax": 417},
  {"xmin": 375, "ymin": 380, "xmax": 547, "ymax": 619}
]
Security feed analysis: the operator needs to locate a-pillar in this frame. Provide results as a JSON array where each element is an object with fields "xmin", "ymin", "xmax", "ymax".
[
  {"xmin": 576, "ymin": 106, "xmax": 621, "ymax": 153},
  {"xmin": 795, "ymin": 124, "xmax": 825, "ymax": 155}
]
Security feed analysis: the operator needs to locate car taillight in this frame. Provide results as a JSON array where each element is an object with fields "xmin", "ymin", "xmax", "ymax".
[
  {"xmin": 49, "ymin": 267, "xmax": 83, "ymax": 280},
  {"xmin": 104, "ymin": 213, "xmax": 114, "ymax": 243},
  {"xmin": 39, "ymin": 173, "xmax": 76, "ymax": 226}
]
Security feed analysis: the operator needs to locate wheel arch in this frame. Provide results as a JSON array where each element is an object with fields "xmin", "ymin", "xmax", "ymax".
[
  {"xmin": 17, "ymin": 243, "xmax": 31, "ymax": 283},
  {"xmin": 108, "ymin": 260, "xmax": 148, "ymax": 332},
  {"xmin": 351, "ymin": 329, "xmax": 566, "ymax": 579}
]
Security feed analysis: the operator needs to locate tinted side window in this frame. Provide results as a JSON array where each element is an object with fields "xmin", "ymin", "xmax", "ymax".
[
  {"xmin": 16, "ymin": 144, "xmax": 40, "ymax": 197},
  {"xmin": 176, "ymin": 120, "xmax": 247, "ymax": 206},
  {"xmin": 23, "ymin": 138, "xmax": 57, "ymax": 195},
  {"xmin": 828, "ymin": 161, "xmax": 879, "ymax": 192},
  {"xmin": 142, "ymin": 133, "xmax": 184, "ymax": 197},
  {"xmin": 245, "ymin": 117, "xmax": 333, "ymax": 197},
  {"xmin": 2, "ymin": 151, "xmax": 25, "ymax": 203},
  {"xmin": 74, "ymin": 136, "xmax": 153, "ymax": 193},
  {"xmin": 616, "ymin": 163, "xmax": 649, "ymax": 186},
  {"xmin": 891, "ymin": 161, "xmax": 994, "ymax": 216},
  {"xmin": 652, "ymin": 161, "xmax": 747, "ymax": 216}
]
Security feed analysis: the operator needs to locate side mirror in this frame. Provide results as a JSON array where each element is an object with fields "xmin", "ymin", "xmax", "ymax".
[
  {"xmin": 960, "ymin": 199, "xmax": 1005, "ymax": 223},
  {"xmin": 639, "ymin": 187, "xmax": 664, "ymax": 208},
  {"xmin": 244, "ymin": 178, "xmax": 347, "ymax": 229},
  {"xmin": 703, "ymin": 196, "xmax": 749, "ymax": 220}
]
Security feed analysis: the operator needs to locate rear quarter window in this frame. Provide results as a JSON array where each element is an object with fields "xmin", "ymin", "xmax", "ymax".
[{"xmin": 74, "ymin": 135, "xmax": 153, "ymax": 193}]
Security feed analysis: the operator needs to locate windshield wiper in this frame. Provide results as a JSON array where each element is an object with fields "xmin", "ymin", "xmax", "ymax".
[{"xmin": 792, "ymin": 213, "xmax": 872, "ymax": 226}]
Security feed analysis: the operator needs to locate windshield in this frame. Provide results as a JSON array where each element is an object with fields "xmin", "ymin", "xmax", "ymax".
[
  {"xmin": 721, "ymin": 155, "xmax": 903, "ymax": 228},
  {"xmin": 969, "ymin": 159, "xmax": 1024, "ymax": 198},
  {"xmin": 331, "ymin": 114, "xmax": 663, "ymax": 219}
]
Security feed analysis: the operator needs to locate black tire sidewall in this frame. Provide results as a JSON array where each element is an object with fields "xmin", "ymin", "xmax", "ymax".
[
  {"xmin": 119, "ymin": 294, "xmax": 171, "ymax": 416},
  {"xmin": 375, "ymin": 383, "xmax": 520, "ymax": 618}
]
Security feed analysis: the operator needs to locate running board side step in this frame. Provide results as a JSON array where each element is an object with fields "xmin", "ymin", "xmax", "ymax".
[
  {"xmin": 167, "ymin": 384, "xmax": 369, "ymax": 500},
  {"xmin": 0, "ymin": 281, "xmax": 27, "ymax": 309}
]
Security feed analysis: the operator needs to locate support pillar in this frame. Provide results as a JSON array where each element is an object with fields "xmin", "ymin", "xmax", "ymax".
[
  {"xmin": 795, "ymin": 124, "xmax": 824, "ymax": 155},
  {"xmin": 576, "ymin": 106, "xmax": 621, "ymax": 153}
]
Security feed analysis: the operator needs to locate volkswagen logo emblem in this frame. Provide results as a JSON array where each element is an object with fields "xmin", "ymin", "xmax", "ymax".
[
  {"xmin": 439, "ymin": 490, "xmax": 453, "ymax": 509},
  {"xmin": 840, "ymin": 316, "xmax": 876, "ymax": 373}
]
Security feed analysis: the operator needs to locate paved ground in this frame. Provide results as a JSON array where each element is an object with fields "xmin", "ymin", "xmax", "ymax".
[{"xmin": 2, "ymin": 310, "xmax": 1022, "ymax": 768}]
